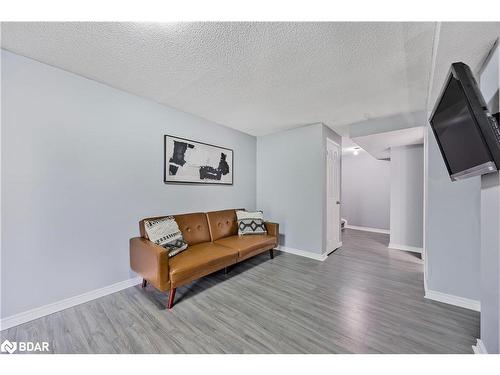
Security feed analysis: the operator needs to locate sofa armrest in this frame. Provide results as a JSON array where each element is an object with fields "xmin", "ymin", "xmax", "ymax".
[
  {"xmin": 130, "ymin": 237, "xmax": 170, "ymax": 291},
  {"xmin": 265, "ymin": 222, "xmax": 279, "ymax": 246}
]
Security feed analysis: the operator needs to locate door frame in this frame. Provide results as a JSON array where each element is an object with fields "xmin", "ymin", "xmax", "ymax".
[{"xmin": 326, "ymin": 137, "xmax": 342, "ymax": 254}]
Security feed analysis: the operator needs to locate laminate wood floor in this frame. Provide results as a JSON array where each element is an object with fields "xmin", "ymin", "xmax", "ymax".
[{"xmin": 1, "ymin": 229, "xmax": 479, "ymax": 353}]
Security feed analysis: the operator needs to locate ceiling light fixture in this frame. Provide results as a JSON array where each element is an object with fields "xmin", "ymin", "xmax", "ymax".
[{"xmin": 353, "ymin": 147, "xmax": 360, "ymax": 156}]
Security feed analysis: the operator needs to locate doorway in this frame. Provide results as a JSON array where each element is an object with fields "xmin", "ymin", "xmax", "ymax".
[{"xmin": 326, "ymin": 138, "xmax": 342, "ymax": 254}]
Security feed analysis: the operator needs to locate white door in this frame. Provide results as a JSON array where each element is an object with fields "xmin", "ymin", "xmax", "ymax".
[{"xmin": 326, "ymin": 139, "xmax": 341, "ymax": 253}]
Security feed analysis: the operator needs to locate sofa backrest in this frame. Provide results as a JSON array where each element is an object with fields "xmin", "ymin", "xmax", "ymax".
[
  {"xmin": 139, "ymin": 212, "xmax": 211, "ymax": 246},
  {"xmin": 174, "ymin": 212, "xmax": 212, "ymax": 245},
  {"xmin": 206, "ymin": 209, "xmax": 238, "ymax": 241}
]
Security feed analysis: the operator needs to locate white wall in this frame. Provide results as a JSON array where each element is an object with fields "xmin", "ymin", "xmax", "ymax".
[
  {"xmin": 389, "ymin": 145, "xmax": 424, "ymax": 249},
  {"xmin": 256, "ymin": 124, "xmax": 323, "ymax": 254},
  {"xmin": 256, "ymin": 123, "xmax": 340, "ymax": 255},
  {"xmin": 341, "ymin": 152, "xmax": 390, "ymax": 230},
  {"xmin": 1, "ymin": 50, "xmax": 257, "ymax": 319},
  {"xmin": 480, "ymin": 43, "xmax": 499, "ymax": 114},
  {"xmin": 479, "ymin": 40, "xmax": 500, "ymax": 354},
  {"xmin": 425, "ymin": 126, "xmax": 481, "ymax": 301},
  {"xmin": 423, "ymin": 29, "xmax": 500, "ymax": 313},
  {"xmin": 480, "ymin": 172, "xmax": 500, "ymax": 353}
]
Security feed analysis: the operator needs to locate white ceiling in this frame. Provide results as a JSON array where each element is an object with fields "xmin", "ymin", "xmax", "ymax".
[
  {"xmin": 1, "ymin": 22, "xmax": 498, "ymax": 137},
  {"xmin": 1, "ymin": 22, "xmax": 436, "ymax": 136},
  {"xmin": 351, "ymin": 126, "xmax": 424, "ymax": 159},
  {"xmin": 341, "ymin": 137, "xmax": 359, "ymax": 154}
]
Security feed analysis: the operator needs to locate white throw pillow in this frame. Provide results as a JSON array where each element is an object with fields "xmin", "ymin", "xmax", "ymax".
[
  {"xmin": 236, "ymin": 210, "xmax": 267, "ymax": 235},
  {"xmin": 144, "ymin": 216, "xmax": 188, "ymax": 257}
]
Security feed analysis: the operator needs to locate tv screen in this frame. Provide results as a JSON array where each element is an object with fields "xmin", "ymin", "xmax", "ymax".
[{"xmin": 429, "ymin": 62, "xmax": 500, "ymax": 181}]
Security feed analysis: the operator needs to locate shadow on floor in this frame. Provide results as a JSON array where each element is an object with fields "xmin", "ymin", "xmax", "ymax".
[{"xmin": 136, "ymin": 250, "xmax": 281, "ymax": 308}]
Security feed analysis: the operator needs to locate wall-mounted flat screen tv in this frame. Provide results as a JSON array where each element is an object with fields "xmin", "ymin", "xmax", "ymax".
[{"xmin": 429, "ymin": 62, "xmax": 500, "ymax": 181}]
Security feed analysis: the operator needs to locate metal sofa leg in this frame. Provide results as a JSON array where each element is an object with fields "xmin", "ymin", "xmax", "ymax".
[
  {"xmin": 167, "ymin": 288, "xmax": 177, "ymax": 309},
  {"xmin": 141, "ymin": 279, "xmax": 147, "ymax": 288},
  {"xmin": 269, "ymin": 249, "xmax": 274, "ymax": 259}
]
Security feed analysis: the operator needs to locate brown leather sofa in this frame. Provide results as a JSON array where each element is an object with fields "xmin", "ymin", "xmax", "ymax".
[{"xmin": 130, "ymin": 209, "xmax": 279, "ymax": 309}]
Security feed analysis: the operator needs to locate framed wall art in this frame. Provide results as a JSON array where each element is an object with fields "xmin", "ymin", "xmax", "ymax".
[{"xmin": 164, "ymin": 135, "xmax": 233, "ymax": 185}]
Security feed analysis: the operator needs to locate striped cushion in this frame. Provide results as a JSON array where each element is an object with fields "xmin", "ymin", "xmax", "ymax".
[
  {"xmin": 236, "ymin": 210, "xmax": 267, "ymax": 235},
  {"xmin": 144, "ymin": 216, "xmax": 188, "ymax": 257}
]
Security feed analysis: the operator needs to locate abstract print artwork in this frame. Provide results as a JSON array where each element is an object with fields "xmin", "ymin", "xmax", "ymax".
[{"xmin": 164, "ymin": 135, "xmax": 233, "ymax": 185}]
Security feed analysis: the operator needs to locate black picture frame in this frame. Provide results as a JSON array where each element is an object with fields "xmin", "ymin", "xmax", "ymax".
[{"xmin": 163, "ymin": 135, "xmax": 234, "ymax": 185}]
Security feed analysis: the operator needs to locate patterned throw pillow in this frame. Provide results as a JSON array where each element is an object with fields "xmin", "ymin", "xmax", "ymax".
[
  {"xmin": 144, "ymin": 216, "xmax": 188, "ymax": 257},
  {"xmin": 236, "ymin": 210, "xmax": 267, "ymax": 235}
]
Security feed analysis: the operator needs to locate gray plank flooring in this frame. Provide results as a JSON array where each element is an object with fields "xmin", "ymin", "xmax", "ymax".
[{"xmin": 1, "ymin": 229, "xmax": 479, "ymax": 353}]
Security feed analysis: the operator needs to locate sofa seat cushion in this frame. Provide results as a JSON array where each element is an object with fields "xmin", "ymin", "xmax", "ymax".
[
  {"xmin": 169, "ymin": 242, "xmax": 238, "ymax": 287},
  {"xmin": 215, "ymin": 235, "xmax": 276, "ymax": 259}
]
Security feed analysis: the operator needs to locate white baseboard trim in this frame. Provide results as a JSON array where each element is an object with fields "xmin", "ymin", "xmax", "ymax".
[
  {"xmin": 344, "ymin": 225, "xmax": 390, "ymax": 234},
  {"xmin": 424, "ymin": 288, "xmax": 481, "ymax": 312},
  {"xmin": 472, "ymin": 339, "xmax": 488, "ymax": 354},
  {"xmin": 0, "ymin": 277, "xmax": 142, "ymax": 331},
  {"xmin": 388, "ymin": 242, "xmax": 423, "ymax": 254},
  {"xmin": 326, "ymin": 242, "xmax": 342, "ymax": 255},
  {"xmin": 277, "ymin": 245, "xmax": 327, "ymax": 261}
]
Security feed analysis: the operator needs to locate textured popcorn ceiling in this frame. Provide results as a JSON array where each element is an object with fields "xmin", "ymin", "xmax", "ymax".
[
  {"xmin": 1, "ymin": 22, "xmax": 497, "ymax": 136},
  {"xmin": 428, "ymin": 22, "xmax": 500, "ymax": 114}
]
